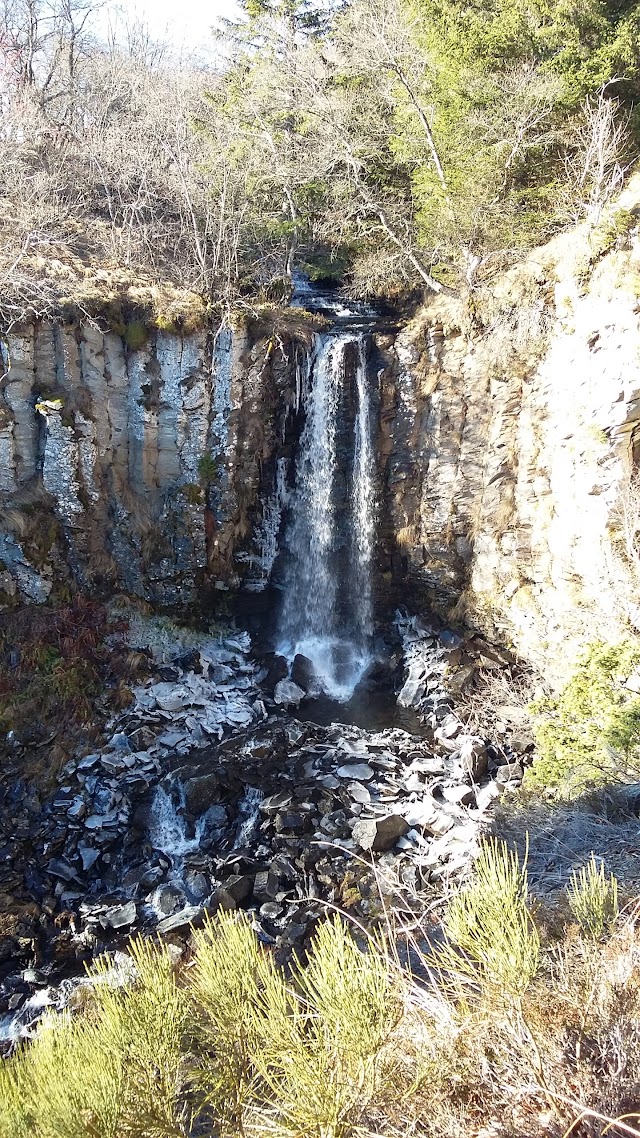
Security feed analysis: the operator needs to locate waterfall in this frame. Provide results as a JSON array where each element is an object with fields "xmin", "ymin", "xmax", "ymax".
[
  {"xmin": 351, "ymin": 339, "xmax": 375, "ymax": 646},
  {"xmin": 277, "ymin": 331, "xmax": 376, "ymax": 701}
]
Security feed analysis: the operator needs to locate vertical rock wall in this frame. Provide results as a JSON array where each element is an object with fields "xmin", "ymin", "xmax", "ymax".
[
  {"xmin": 0, "ymin": 320, "xmax": 302, "ymax": 608},
  {"xmin": 377, "ymin": 234, "xmax": 640, "ymax": 677},
  {"xmin": 4, "ymin": 232, "xmax": 640, "ymax": 683}
]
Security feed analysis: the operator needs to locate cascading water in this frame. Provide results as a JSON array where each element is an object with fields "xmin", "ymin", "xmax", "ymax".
[
  {"xmin": 148, "ymin": 783, "xmax": 205, "ymax": 865},
  {"xmin": 277, "ymin": 330, "xmax": 377, "ymax": 700},
  {"xmin": 350, "ymin": 338, "xmax": 375, "ymax": 647}
]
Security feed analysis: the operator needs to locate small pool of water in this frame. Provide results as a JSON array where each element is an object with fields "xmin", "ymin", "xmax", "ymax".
[{"xmin": 292, "ymin": 687, "xmax": 429, "ymax": 734}]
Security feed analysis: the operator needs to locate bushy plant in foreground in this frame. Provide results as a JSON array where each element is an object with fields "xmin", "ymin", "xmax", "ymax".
[
  {"xmin": 568, "ymin": 854, "xmax": 619, "ymax": 940},
  {"xmin": 0, "ymin": 913, "xmax": 399, "ymax": 1138},
  {"xmin": 3, "ymin": 852, "xmax": 640, "ymax": 1138},
  {"xmin": 440, "ymin": 839, "xmax": 540, "ymax": 1003},
  {"xmin": 0, "ymin": 937, "xmax": 187, "ymax": 1138},
  {"xmin": 192, "ymin": 911, "xmax": 400, "ymax": 1138}
]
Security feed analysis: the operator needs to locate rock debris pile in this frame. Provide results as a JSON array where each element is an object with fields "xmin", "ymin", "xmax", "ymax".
[{"xmin": 0, "ymin": 617, "xmax": 528, "ymax": 1046}]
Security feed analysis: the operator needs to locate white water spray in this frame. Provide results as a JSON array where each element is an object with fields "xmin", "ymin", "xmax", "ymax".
[{"xmin": 233, "ymin": 786, "xmax": 264, "ymax": 849}]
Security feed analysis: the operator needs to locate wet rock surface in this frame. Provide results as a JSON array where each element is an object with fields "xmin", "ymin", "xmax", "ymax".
[{"xmin": 0, "ymin": 615, "xmax": 530, "ymax": 1047}]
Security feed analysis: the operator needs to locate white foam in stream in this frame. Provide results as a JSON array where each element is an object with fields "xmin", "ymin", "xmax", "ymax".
[
  {"xmin": 234, "ymin": 786, "xmax": 264, "ymax": 849},
  {"xmin": 148, "ymin": 783, "xmax": 205, "ymax": 862},
  {"xmin": 286, "ymin": 635, "xmax": 371, "ymax": 703}
]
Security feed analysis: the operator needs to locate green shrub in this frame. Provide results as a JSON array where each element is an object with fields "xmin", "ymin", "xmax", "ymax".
[
  {"xmin": 189, "ymin": 909, "xmax": 283, "ymax": 1128},
  {"xmin": 191, "ymin": 911, "xmax": 399, "ymax": 1138},
  {"xmin": 568, "ymin": 854, "xmax": 619, "ymax": 940},
  {"xmin": 590, "ymin": 209, "xmax": 637, "ymax": 259},
  {"xmin": 0, "ymin": 1008, "xmax": 123, "ymax": 1138},
  {"xmin": 197, "ymin": 453, "xmax": 218, "ymax": 486},
  {"xmin": 527, "ymin": 640, "xmax": 640, "ymax": 795},
  {"xmin": 253, "ymin": 916, "xmax": 399, "ymax": 1138},
  {"xmin": 0, "ymin": 913, "xmax": 400, "ymax": 1138},
  {"xmin": 124, "ymin": 321, "xmax": 149, "ymax": 351},
  {"xmin": 0, "ymin": 937, "xmax": 188, "ymax": 1138},
  {"xmin": 440, "ymin": 839, "xmax": 539, "ymax": 1004}
]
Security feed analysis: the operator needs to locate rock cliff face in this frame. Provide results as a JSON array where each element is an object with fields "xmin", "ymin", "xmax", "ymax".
[
  {"xmin": 0, "ymin": 319, "xmax": 308, "ymax": 608},
  {"xmin": 3, "ymin": 209, "xmax": 640, "ymax": 678},
  {"xmin": 376, "ymin": 211, "xmax": 640, "ymax": 676}
]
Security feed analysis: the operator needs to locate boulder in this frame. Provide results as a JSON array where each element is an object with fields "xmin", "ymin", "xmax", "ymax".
[
  {"xmin": 77, "ymin": 754, "xmax": 99, "ymax": 771},
  {"xmin": 46, "ymin": 858, "xmax": 78, "ymax": 882},
  {"xmin": 185, "ymin": 870, "xmax": 210, "ymax": 901},
  {"xmin": 156, "ymin": 905, "xmax": 202, "ymax": 935},
  {"xmin": 174, "ymin": 649, "xmax": 202, "ymax": 673},
  {"xmin": 403, "ymin": 802, "xmax": 454, "ymax": 835},
  {"xmin": 347, "ymin": 782, "xmax": 371, "ymax": 804},
  {"xmin": 439, "ymin": 630, "xmax": 462, "ymax": 650},
  {"xmin": 99, "ymin": 902, "xmax": 137, "ymax": 930},
  {"xmin": 67, "ymin": 797, "xmax": 87, "ymax": 821},
  {"xmin": 459, "ymin": 735, "xmax": 489, "ymax": 780},
  {"xmin": 273, "ymin": 679, "xmax": 306, "ymax": 707},
  {"xmin": 150, "ymin": 885, "xmax": 185, "ymax": 917},
  {"xmin": 495, "ymin": 761, "xmax": 524, "ymax": 785},
  {"xmin": 438, "ymin": 714, "xmax": 462, "ymax": 739},
  {"xmin": 291, "ymin": 654, "xmax": 317, "ymax": 691},
  {"xmin": 77, "ymin": 844, "xmax": 100, "ymax": 872},
  {"xmin": 215, "ymin": 875, "xmax": 253, "ymax": 910},
  {"xmin": 509, "ymin": 734, "xmax": 535, "ymax": 755},
  {"xmin": 253, "ymin": 870, "xmax": 281, "ymax": 901},
  {"xmin": 122, "ymin": 863, "xmax": 164, "ymax": 891},
  {"xmin": 475, "ymin": 781, "xmax": 501, "ymax": 812},
  {"xmin": 335, "ymin": 763, "xmax": 374, "ymax": 781},
  {"xmin": 397, "ymin": 675, "xmax": 426, "ymax": 709},
  {"xmin": 467, "ymin": 637, "xmax": 515, "ymax": 667},
  {"xmin": 183, "ymin": 775, "xmax": 223, "ymax": 816},
  {"xmin": 357, "ymin": 654, "xmax": 397, "ymax": 689},
  {"xmin": 352, "ymin": 814, "xmax": 410, "ymax": 852},
  {"xmin": 260, "ymin": 791, "xmax": 294, "ymax": 814},
  {"xmin": 274, "ymin": 812, "xmax": 309, "ymax": 834},
  {"xmin": 260, "ymin": 901, "xmax": 284, "ymax": 920},
  {"xmin": 442, "ymin": 784, "xmax": 476, "ymax": 807},
  {"xmin": 448, "ymin": 664, "xmax": 477, "ymax": 693},
  {"xmin": 260, "ymin": 654, "xmax": 289, "ymax": 693}
]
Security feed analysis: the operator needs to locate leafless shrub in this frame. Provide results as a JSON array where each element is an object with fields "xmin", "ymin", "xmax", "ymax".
[
  {"xmin": 561, "ymin": 88, "xmax": 632, "ymax": 225},
  {"xmin": 0, "ymin": 2, "xmax": 258, "ymax": 326},
  {"xmin": 463, "ymin": 661, "xmax": 540, "ymax": 737}
]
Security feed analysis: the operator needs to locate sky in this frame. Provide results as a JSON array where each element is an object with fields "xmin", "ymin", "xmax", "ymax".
[{"xmin": 96, "ymin": 0, "xmax": 241, "ymax": 62}]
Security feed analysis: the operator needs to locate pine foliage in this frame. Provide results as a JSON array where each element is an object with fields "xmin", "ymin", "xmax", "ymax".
[{"xmin": 440, "ymin": 838, "xmax": 540, "ymax": 1002}]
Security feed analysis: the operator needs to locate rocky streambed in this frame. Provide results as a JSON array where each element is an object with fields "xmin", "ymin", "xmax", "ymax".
[{"xmin": 0, "ymin": 612, "xmax": 532, "ymax": 1049}]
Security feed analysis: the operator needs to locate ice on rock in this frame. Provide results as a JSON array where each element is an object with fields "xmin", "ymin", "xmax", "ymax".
[{"xmin": 395, "ymin": 611, "xmax": 449, "ymax": 716}]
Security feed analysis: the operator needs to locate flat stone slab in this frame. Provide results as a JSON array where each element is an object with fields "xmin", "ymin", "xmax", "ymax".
[{"xmin": 335, "ymin": 763, "xmax": 374, "ymax": 781}]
